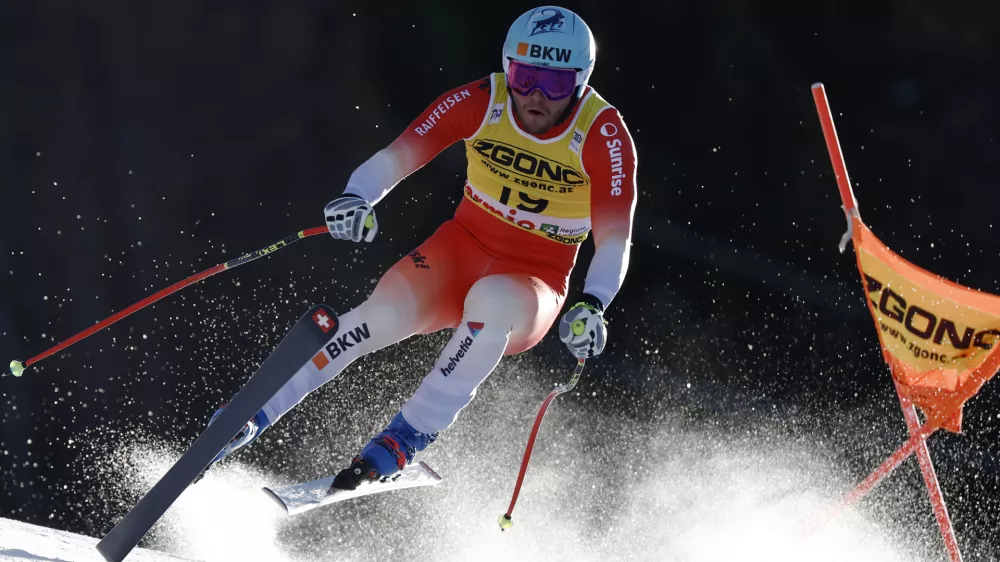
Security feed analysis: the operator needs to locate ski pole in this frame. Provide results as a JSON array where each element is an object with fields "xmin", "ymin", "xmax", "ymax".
[
  {"xmin": 498, "ymin": 357, "xmax": 586, "ymax": 531},
  {"xmin": 6, "ymin": 226, "xmax": 328, "ymax": 379}
]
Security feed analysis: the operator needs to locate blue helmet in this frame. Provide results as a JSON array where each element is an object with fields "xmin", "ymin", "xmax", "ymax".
[{"xmin": 502, "ymin": 6, "xmax": 596, "ymax": 98}]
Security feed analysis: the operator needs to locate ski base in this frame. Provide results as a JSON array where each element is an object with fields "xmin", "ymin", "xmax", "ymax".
[{"xmin": 263, "ymin": 461, "xmax": 443, "ymax": 516}]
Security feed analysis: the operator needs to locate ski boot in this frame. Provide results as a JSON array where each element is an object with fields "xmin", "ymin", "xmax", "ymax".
[
  {"xmin": 193, "ymin": 398, "xmax": 272, "ymax": 483},
  {"xmin": 330, "ymin": 411, "xmax": 438, "ymax": 491}
]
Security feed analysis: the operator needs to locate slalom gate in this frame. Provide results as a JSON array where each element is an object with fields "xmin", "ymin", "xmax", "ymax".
[{"xmin": 811, "ymin": 82, "xmax": 1000, "ymax": 562}]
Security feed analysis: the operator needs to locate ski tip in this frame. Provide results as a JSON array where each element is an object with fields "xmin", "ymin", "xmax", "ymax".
[{"xmin": 261, "ymin": 487, "xmax": 291, "ymax": 515}]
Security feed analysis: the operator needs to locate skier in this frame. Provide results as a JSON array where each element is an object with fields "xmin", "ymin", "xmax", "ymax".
[{"xmin": 207, "ymin": 5, "xmax": 637, "ymax": 490}]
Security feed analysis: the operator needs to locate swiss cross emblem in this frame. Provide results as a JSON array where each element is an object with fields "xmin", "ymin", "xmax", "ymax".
[{"xmin": 313, "ymin": 310, "xmax": 335, "ymax": 333}]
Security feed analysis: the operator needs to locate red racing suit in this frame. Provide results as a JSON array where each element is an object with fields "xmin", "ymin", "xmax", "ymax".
[{"xmin": 342, "ymin": 72, "xmax": 638, "ymax": 355}]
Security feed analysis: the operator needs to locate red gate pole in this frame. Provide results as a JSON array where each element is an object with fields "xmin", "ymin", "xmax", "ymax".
[{"xmin": 893, "ymin": 383, "xmax": 963, "ymax": 562}]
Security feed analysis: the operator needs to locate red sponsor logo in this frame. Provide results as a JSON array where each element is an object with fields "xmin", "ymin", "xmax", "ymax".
[{"xmin": 313, "ymin": 310, "xmax": 336, "ymax": 333}]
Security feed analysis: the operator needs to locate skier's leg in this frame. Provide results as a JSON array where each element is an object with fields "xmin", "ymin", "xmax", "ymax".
[
  {"xmin": 208, "ymin": 220, "xmax": 485, "ymax": 465},
  {"xmin": 259, "ymin": 268, "xmax": 422, "ymax": 424},
  {"xmin": 400, "ymin": 272, "xmax": 564, "ymax": 433},
  {"xmin": 338, "ymin": 271, "xmax": 564, "ymax": 487},
  {"xmin": 206, "ymin": 269, "xmax": 423, "ymax": 463}
]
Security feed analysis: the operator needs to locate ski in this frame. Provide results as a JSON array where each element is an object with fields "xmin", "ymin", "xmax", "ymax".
[
  {"xmin": 95, "ymin": 304, "xmax": 340, "ymax": 562},
  {"xmin": 262, "ymin": 461, "xmax": 443, "ymax": 516}
]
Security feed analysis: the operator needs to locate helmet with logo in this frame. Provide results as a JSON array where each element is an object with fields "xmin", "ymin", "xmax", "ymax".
[{"xmin": 502, "ymin": 6, "xmax": 596, "ymax": 101}]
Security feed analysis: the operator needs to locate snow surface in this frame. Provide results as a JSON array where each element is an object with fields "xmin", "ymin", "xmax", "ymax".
[
  {"xmin": 2, "ymin": 411, "xmax": 942, "ymax": 562},
  {"xmin": 2, "ymin": 434, "xmax": 940, "ymax": 562},
  {"xmin": 1, "ymin": 297, "xmax": 965, "ymax": 561},
  {"xmin": 0, "ymin": 516, "xmax": 195, "ymax": 562}
]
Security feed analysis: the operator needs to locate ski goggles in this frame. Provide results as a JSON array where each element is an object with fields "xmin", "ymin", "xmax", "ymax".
[{"xmin": 507, "ymin": 59, "xmax": 579, "ymax": 101}]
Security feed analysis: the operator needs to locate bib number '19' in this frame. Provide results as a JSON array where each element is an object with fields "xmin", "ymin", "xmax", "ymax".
[{"xmin": 499, "ymin": 185, "xmax": 549, "ymax": 213}]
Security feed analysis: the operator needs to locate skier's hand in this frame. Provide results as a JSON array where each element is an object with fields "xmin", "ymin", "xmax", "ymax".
[
  {"xmin": 558, "ymin": 294, "xmax": 607, "ymax": 359},
  {"xmin": 325, "ymin": 194, "xmax": 378, "ymax": 242}
]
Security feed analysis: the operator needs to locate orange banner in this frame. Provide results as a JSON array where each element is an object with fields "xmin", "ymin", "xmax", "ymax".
[{"xmin": 850, "ymin": 214, "xmax": 1000, "ymax": 432}]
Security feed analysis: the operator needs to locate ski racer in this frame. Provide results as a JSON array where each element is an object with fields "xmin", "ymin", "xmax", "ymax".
[{"xmin": 207, "ymin": 5, "xmax": 638, "ymax": 490}]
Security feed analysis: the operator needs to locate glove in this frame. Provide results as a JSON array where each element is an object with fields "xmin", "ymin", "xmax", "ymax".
[
  {"xmin": 558, "ymin": 294, "xmax": 608, "ymax": 359},
  {"xmin": 325, "ymin": 193, "xmax": 378, "ymax": 242}
]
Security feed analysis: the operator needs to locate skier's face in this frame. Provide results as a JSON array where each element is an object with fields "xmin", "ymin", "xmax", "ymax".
[{"xmin": 510, "ymin": 88, "xmax": 573, "ymax": 135}]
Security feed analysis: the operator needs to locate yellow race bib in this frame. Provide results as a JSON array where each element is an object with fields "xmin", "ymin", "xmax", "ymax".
[{"xmin": 463, "ymin": 72, "xmax": 612, "ymax": 245}]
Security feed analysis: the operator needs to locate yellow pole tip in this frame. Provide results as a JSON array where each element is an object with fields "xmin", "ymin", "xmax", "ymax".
[
  {"xmin": 9, "ymin": 360, "xmax": 26, "ymax": 377},
  {"xmin": 498, "ymin": 514, "xmax": 513, "ymax": 530}
]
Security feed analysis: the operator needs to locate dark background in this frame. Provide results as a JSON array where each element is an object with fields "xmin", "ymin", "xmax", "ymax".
[{"xmin": 2, "ymin": 0, "xmax": 999, "ymax": 559}]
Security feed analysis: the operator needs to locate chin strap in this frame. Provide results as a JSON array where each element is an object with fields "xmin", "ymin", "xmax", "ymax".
[{"xmin": 553, "ymin": 89, "xmax": 582, "ymax": 127}]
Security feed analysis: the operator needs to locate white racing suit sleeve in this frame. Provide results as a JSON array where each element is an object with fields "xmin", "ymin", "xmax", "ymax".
[
  {"xmin": 580, "ymin": 105, "xmax": 638, "ymax": 310},
  {"xmin": 583, "ymin": 233, "xmax": 631, "ymax": 309},
  {"xmin": 342, "ymin": 148, "xmax": 408, "ymax": 205}
]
